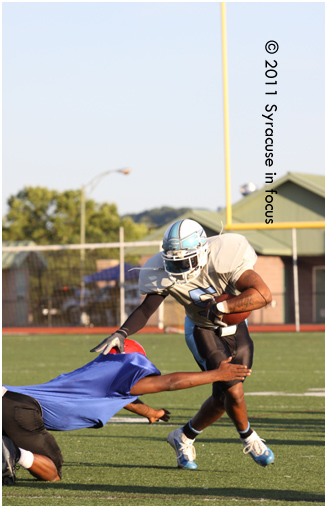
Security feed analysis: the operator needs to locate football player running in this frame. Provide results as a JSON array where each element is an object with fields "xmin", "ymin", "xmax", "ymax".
[{"xmin": 91, "ymin": 219, "xmax": 275, "ymax": 469}]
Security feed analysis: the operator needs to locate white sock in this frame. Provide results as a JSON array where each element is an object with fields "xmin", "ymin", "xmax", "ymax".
[{"xmin": 18, "ymin": 448, "xmax": 34, "ymax": 469}]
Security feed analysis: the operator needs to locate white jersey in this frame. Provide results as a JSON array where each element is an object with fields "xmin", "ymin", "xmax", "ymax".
[{"xmin": 139, "ymin": 233, "xmax": 257, "ymax": 328}]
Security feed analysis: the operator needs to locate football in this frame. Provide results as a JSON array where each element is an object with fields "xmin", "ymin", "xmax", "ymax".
[{"xmin": 207, "ymin": 293, "xmax": 251, "ymax": 326}]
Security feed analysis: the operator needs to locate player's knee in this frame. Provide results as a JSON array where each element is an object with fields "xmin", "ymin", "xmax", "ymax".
[{"xmin": 225, "ymin": 384, "xmax": 245, "ymax": 406}]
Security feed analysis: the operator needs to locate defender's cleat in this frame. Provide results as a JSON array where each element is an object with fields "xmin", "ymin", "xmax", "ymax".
[
  {"xmin": 167, "ymin": 427, "xmax": 197, "ymax": 470},
  {"xmin": 241, "ymin": 430, "xmax": 274, "ymax": 467},
  {"xmin": 2, "ymin": 437, "xmax": 20, "ymax": 486}
]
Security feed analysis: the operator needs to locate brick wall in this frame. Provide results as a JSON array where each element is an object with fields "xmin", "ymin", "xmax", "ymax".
[{"xmin": 249, "ymin": 256, "xmax": 285, "ymax": 325}]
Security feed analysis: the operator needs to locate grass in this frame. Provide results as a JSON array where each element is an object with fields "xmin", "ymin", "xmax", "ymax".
[{"xmin": 2, "ymin": 332, "xmax": 325, "ymax": 506}]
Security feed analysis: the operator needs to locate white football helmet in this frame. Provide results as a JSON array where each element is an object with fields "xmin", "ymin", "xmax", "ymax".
[{"xmin": 162, "ymin": 219, "xmax": 208, "ymax": 284}]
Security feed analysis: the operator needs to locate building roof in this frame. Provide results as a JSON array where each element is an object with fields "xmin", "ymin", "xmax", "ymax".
[
  {"xmin": 229, "ymin": 171, "xmax": 325, "ymax": 255},
  {"xmin": 2, "ymin": 241, "xmax": 48, "ymax": 270},
  {"xmin": 128, "ymin": 172, "xmax": 325, "ymax": 257},
  {"xmin": 279, "ymin": 172, "xmax": 324, "ymax": 198}
]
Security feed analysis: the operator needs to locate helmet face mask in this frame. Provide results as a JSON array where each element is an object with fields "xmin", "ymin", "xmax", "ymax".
[{"xmin": 161, "ymin": 220, "xmax": 208, "ymax": 284}]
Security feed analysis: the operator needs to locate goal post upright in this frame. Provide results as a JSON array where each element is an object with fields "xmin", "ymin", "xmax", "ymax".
[
  {"xmin": 220, "ymin": 3, "xmax": 324, "ymax": 232},
  {"xmin": 220, "ymin": 2, "xmax": 324, "ymax": 333},
  {"xmin": 221, "ymin": 2, "xmax": 232, "ymax": 228}
]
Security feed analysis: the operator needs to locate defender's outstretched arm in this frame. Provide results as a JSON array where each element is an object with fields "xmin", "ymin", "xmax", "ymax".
[{"xmin": 130, "ymin": 358, "xmax": 251, "ymax": 395}]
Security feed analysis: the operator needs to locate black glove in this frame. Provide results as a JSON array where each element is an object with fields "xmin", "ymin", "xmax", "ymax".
[
  {"xmin": 90, "ymin": 330, "xmax": 126, "ymax": 355},
  {"xmin": 207, "ymin": 299, "xmax": 228, "ymax": 327}
]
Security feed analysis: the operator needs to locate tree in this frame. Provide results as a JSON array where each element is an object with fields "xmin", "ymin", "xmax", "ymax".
[{"xmin": 2, "ymin": 186, "xmax": 148, "ymax": 245}]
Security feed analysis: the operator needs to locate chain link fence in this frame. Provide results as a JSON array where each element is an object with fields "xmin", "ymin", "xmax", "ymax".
[{"xmin": 2, "ymin": 241, "xmax": 324, "ymax": 328}]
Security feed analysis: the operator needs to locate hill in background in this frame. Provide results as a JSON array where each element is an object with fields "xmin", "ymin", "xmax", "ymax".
[{"xmin": 124, "ymin": 206, "xmax": 193, "ymax": 229}]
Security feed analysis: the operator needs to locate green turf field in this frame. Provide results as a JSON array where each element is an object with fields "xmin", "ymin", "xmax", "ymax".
[{"xmin": 2, "ymin": 332, "xmax": 325, "ymax": 506}]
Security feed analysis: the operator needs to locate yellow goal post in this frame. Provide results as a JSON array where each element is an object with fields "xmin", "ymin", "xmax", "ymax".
[{"xmin": 220, "ymin": 2, "xmax": 325, "ymax": 232}]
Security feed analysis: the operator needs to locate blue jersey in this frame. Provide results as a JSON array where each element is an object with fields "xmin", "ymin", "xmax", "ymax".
[{"xmin": 5, "ymin": 353, "xmax": 160, "ymax": 431}]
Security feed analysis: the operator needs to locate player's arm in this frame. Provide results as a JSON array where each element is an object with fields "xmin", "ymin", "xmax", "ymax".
[
  {"xmin": 124, "ymin": 398, "xmax": 170, "ymax": 424},
  {"xmin": 90, "ymin": 293, "xmax": 166, "ymax": 354},
  {"xmin": 130, "ymin": 357, "xmax": 251, "ymax": 395},
  {"xmin": 214, "ymin": 270, "xmax": 272, "ymax": 315}
]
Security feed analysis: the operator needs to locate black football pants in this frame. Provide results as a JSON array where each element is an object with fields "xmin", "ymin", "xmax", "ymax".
[
  {"xmin": 2, "ymin": 391, "xmax": 63, "ymax": 477},
  {"xmin": 192, "ymin": 321, "xmax": 254, "ymax": 397}
]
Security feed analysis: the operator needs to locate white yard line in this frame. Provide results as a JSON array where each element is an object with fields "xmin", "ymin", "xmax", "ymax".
[
  {"xmin": 110, "ymin": 417, "xmax": 151, "ymax": 423},
  {"xmin": 245, "ymin": 389, "xmax": 324, "ymax": 397}
]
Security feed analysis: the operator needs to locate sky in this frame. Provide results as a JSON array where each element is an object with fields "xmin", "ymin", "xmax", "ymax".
[{"xmin": 2, "ymin": 1, "xmax": 325, "ymax": 219}]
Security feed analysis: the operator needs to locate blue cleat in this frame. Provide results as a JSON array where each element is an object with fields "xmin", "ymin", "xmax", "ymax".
[
  {"xmin": 241, "ymin": 430, "xmax": 275, "ymax": 467},
  {"xmin": 167, "ymin": 427, "xmax": 198, "ymax": 469}
]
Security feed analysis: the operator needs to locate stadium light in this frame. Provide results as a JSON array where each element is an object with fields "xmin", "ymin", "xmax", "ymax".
[
  {"xmin": 79, "ymin": 168, "xmax": 131, "ymax": 316},
  {"xmin": 80, "ymin": 167, "xmax": 131, "ymax": 248}
]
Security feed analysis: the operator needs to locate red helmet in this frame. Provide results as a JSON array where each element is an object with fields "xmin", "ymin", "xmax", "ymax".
[{"xmin": 109, "ymin": 338, "xmax": 146, "ymax": 356}]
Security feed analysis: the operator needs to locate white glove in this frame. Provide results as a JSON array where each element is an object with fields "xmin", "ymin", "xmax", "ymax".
[
  {"xmin": 207, "ymin": 299, "xmax": 228, "ymax": 327},
  {"xmin": 90, "ymin": 331, "xmax": 126, "ymax": 355}
]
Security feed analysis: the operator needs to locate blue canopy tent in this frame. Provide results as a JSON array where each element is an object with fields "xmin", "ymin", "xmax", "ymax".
[{"xmin": 83, "ymin": 263, "xmax": 139, "ymax": 284}]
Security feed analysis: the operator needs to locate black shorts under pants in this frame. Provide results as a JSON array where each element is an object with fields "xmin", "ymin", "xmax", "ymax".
[
  {"xmin": 2, "ymin": 391, "xmax": 63, "ymax": 478},
  {"xmin": 193, "ymin": 321, "xmax": 254, "ymax": 398}
]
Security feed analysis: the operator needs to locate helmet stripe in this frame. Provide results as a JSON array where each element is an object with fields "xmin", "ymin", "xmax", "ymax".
[
  {"xmin": 166, "ymin": 220, "xmax": 184, "ymax": 250},
  {"xmin": 169, "ymin": 220, "xmax": 184, "ymax": 241}
]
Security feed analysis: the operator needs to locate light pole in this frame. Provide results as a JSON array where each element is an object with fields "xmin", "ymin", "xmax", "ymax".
[{"xmin": 79, "ymin": 168, "xmax": 130, "ymax": 318}]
